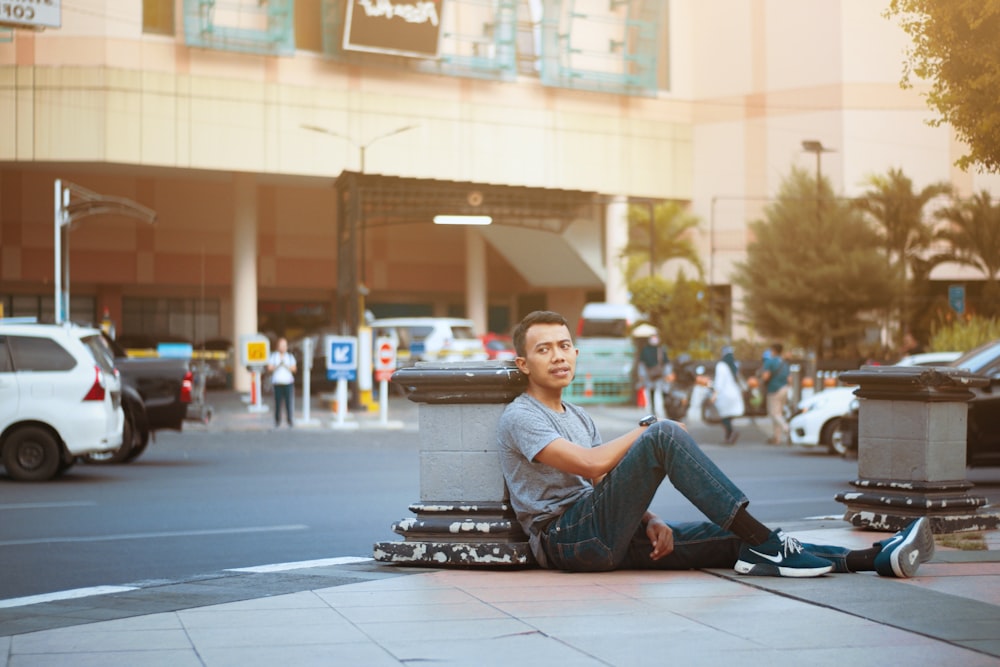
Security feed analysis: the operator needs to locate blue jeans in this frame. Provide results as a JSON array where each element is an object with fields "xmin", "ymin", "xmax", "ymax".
[
  {"xmin": 273, "ymin": 383, "xmax": 294, "ymax": 426},
  {"xmin": 542, "ymin": 421, "xmax": 851, "ymax": 572}
]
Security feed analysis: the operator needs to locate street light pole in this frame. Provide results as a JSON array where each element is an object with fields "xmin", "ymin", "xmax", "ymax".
[
  {"xmin": 801, "ymin": 140, "xmax": 834, "ymax": 223},
  {"xmin": 301, "ymin": 123, "xmax": 418, "ymax": 283},
  {"xmin": 53, "ymin": 179, "xmax": 157, "ymax": 324},
  {"xmin": 301, "ymin": 123, "xmax": 417, "ymax": 411}
]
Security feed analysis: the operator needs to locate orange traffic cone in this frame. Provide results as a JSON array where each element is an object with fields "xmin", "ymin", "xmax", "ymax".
[
  {"xmin": 584, "ymin": 373, "xmax": 594, "ymax": 398},
  {"xmin": 637, "ymin": 388, "xmax": 647, "ymax": 408}
]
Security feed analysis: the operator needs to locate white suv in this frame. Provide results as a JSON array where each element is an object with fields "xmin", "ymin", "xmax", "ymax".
[
  {"xmin": 370, "ymin": 317, "xmax": 488, "ymax": 367},
  {"xmin": 0, "ymin": 322, "xmax": 124, "ymax": 481}
]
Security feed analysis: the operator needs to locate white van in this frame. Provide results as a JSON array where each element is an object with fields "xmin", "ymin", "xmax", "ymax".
[
  {"xmin": 576, "ymin": 303, "xmax": 643, "ymax": 338},
  {"xmin": 370, "ymin": 317, "xmax": 488, "ymax": 367},
  {"xmin": 570, "ymin": 303, "xmax": 645, "ymax": 404}
]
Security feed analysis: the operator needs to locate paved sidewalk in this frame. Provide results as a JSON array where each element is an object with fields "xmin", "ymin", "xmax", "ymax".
[{"xmin": 2, "ymin": 390, "xmax": 999, "ymax": 665}]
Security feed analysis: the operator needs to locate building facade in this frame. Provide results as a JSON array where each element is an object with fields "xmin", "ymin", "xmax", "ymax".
[{"xmin": 1, "ymin": 0, "xmax": 995, "ymax": 390}]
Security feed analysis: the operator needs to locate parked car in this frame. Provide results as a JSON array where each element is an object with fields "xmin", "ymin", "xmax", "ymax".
[
  {"xmin": 841, "ymin": 341, "xmax": 1000, "ymax": 466},
  {"xmin": 0, "ymin": 322, "xmax": 124, "ymax": 481},
  {"xmin": 195, "ymin": 338, "xmax": 234, "ymax": 388},
  {"xmin": 370, "ymin": 317, "xmax": 488, "ymax": 367},
  {"xmin": 790, "ymin": 351, "xmax": 962, "ymax": 455},
  {"xmin": 81, "ymin": 332, "xmax": 193, "ymax": 464},
  {"xmin": 481, "ymin": 333, "xmax": 516, "ymax": 361}
]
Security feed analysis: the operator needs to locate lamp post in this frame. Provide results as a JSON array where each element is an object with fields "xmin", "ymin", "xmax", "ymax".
[
  {"xmin": 53, "ymin": 179, "xmax": 157, "ymax": 324},
  {"xmin": 301, "ymin": 123, "xmax": 417, "ymax": 411},
  {"xmin": 801, "ymin": 140, "xmax": 834, "ymax": 223},
  {"xmin": 301, "ymin": 123, "xmax": 418, "ymax": 285}
]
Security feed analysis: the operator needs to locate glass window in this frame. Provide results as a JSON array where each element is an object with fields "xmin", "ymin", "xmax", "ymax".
[
  {"xmin": 8, "ymin": 336, "xmax": 77, "ymax": 372},
  {"xmin": 451, "ymin": 326, "xmax": 477, "ymax": 340},
  {"xmin": 143, "ymin": 0, "xmax": 175, "ymax": 35},
  {"xmin": 80, "ymin": 334, "xmax": 117, "ymax": 375}
]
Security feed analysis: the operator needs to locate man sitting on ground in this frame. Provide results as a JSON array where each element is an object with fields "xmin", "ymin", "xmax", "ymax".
[{"xmin": 498, "ymin": 310, "xmax": 933, "ymax": 578}]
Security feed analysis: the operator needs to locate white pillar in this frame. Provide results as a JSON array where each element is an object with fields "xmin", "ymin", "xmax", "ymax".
[
  {"xmin": 605, "ymin": 195, "xmax": 630, "ymax": 305},
  {"xmin": 232, "ymin": 173, "xmax": 258, "ymax": 393},
  {"xmin": 466, "ymin": 228, "xmax": 488, "ymax": 334}
]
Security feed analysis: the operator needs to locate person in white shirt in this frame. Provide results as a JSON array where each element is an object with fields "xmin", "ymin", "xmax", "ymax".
[
  {"xmin": 267, "ymin": 337, "xmax": 297, "ymax": 428},
  {"xmin": 711, "ymin": 346, "xmax": 745, "ymax": 445}
]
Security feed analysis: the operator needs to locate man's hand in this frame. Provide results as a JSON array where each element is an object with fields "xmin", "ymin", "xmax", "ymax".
[{"xmin": 645, "ymin": 516, "xmax": 674, "ymax": 560}]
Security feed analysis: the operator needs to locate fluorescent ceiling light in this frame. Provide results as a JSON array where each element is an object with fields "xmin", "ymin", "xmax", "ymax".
[{"xmin": 433, "ymin": 215, "xmax": 492, "ymax": 226}]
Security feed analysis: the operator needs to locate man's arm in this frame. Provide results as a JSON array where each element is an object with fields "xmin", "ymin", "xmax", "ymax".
[{"xmin": 533, "ymin": 426, "xmax": 648, "ymax": 480}]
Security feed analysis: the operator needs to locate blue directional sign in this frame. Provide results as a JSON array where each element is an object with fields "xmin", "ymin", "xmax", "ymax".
[{"xmin": 325, "ymin": 335, "xmax": 357, "ymax": 381}]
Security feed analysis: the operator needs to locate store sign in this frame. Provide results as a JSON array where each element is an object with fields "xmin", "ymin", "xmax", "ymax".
[
  {"xmin": 0, "ymin": 0, "xmax": 60, "ymax": 29},
  {"xmin": 343, "ymin": 0, "xmax": 443, "ymax": 58}
]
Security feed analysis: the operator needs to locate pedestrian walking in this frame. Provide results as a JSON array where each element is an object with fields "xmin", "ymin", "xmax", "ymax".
[
  {"xmin": 761, "ymin": 342, "xmax": 790, "ymax": 444},
  {"xmin": 710, "ymin": 345, "xmax": 744, "ymax": 445},
  {"xmin": 637, "ymin": 333, "xmax": 669, "ymax": 417}
]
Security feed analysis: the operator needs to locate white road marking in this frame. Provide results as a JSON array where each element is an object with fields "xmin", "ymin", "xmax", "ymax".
[
  {"xmin": 226, "ymin": 556, "xmax": 373, "ymax": 573},
  {"xmin": 0, "ymin": 501, "xmax": 97, "ymax": 510},
  {"xmin": 0, "ymin": 524, "xmax": 308, "ymax": 547},
  {"xmin": 0, "ymin": 586, "xmax": 138, "ymax": 609}
]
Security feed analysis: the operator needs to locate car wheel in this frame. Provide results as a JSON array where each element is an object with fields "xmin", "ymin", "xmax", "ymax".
[
  {"xmin": 83, "ymin": 408, "xmax": 137, "ymax": 465},
  {"xmin": 823, "ymin": 418, "xmax": 848, "ymax": 456},
  {"xmin": 124, "ymin": 432, "xmax": 150, "ymax": 462},
  {"xmin": 54, "ymin": 456, "xmax": 76, "ymax": 478},
  {"xmin": 3, "ymin": 426, "xmax": 62, "ymax": 481}
]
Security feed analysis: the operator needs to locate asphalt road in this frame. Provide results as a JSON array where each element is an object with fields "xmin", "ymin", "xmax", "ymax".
[{"xmin": 2, "ymin": 409, "xmax": 998, "ymax": 603}]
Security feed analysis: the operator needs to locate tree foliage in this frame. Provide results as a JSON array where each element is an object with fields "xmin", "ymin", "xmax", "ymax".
[
  {"xmin": 885, "ymin": 0, "xmax": 1000, "ymax": 172},
  {"xmin": 732, "ymin": 168, "xmax": 894, "ymax": 358},
  {"xmin": 854, "ymin": 168, "xmax": 953, "ymax": 342},
  {"xmin": 934, "ymin": 190, "xmax": 1000, "ymax": 317},
  {"xmin": 620, "ymin": 200, "xmax": 702, "ymax": 282},
  {"xmin": 629, "ymin": 271, "xmax": 708, "ymax": 356}
]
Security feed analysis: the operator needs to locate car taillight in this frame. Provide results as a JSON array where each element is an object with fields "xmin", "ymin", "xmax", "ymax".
[
  {"xmin": 180, "ymin": 371, "xmax": 193, "ymax": 403},
  {"xmin": 83, "ymin": 365, "xmax": 106, "ymax": 401}
]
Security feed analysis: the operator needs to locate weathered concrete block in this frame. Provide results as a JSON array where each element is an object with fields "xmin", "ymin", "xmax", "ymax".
[
  {"xmin": 375, "ymin": 362, "xmax": 531, "ymax": 567},
  {"xmin": 420, "ymin": 450, "xmax": 506, "ymax": 502},
  {"xmin": 858, "ymin": 401, "xmax": 968, "ymax": 481},
  {"xmin": 836, "ymin": 365, "xmax": 997, "ymax": 533}
]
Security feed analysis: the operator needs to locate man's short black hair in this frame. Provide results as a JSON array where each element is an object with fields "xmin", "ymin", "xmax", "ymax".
[
  {"xmin": 771, "ymin": 342, "xmax": 784, "ymax": 354},
  {"xmin": 512, "ymin": 310, "xmax": 570, "ymax": 357}
]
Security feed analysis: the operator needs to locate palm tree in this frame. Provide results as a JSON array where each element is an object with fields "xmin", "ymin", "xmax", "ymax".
[
  {"xmin": 935, "ymin": 190, "xmax": 1000, "ymax": 318},
  {"xmin": 854, "ymin": 168, "xmax": 952, "ymax": 345},
  {"xmin": 619, "ymin": 200, "xmax": 702, "ymax": 283}
]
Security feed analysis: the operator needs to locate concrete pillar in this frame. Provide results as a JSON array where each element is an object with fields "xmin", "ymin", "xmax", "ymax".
[
  {"xmin": 835, "ymin": 365, "xmax": 999, "ymax": 533},
  {"xmin": 231, "ymin": 173, "xmax": 258, "ymax": 393},
  {"xmin": 466, "ymin": 228, "xmax": 487, "ymax": 333},
  {"xmin": 605, "ymin": 195, "xmax": 629, "ymax": 304},
  {"xmin": 373, "ymin": 361, "xmax": 532, "ymax": 567}
]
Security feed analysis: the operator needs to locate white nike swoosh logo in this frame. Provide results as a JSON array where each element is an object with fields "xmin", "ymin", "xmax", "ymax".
[{"xmin": 748, "ymin": 548, "xmax": 784, "ymax": 563}]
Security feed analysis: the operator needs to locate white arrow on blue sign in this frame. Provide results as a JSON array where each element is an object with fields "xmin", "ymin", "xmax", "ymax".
[{"xmin": 324, "ymin": 335, "xmax": 358, "ymax": 381}]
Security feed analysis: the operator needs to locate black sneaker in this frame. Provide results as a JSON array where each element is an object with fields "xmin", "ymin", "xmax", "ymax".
[
  {"xmin": 873, "ymin": 517, "xmax": 934, "ymax": 578},
  {"xmin": 735, "ymin": 530, "xmax": 833, "ymax": 578}
]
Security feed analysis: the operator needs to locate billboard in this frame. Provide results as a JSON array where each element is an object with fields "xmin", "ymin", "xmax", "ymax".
[
  {"xmin": 0, "ymin": 0, "xmax": 60, "ymax": 29},
  {"xmin": 343, "ymin": 0, "xmax": 443, "ymax": 58}
]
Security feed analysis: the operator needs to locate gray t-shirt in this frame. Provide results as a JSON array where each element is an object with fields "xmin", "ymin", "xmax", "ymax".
[{"xmin": 497, "ymin": 393, "xmax": 602, "ymax": 566}]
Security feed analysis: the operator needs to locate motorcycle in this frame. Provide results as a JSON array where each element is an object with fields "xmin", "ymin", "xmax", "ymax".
[{"xmin": 661, "ymin": 355, "xmax": 698, "ymax": 421}]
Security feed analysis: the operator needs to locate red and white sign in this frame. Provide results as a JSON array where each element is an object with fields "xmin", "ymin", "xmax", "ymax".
[{"xmin": 374, "ymin": 337, "xmax": 396, "ymax": 381}]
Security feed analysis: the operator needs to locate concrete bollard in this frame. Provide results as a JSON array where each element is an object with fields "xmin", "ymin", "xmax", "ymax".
[
  {"xmin": 835, "ymin": 365, "xmax": 999, "ymax": 533},
  {"xmin": 372, "ymin": 360, "xmax": 534, "ymax": 567}
]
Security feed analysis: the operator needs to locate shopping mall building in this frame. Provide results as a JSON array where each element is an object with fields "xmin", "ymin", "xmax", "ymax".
[{"xmin": 1, "ymin": 1, "xmax": 996, "ymax": 390}]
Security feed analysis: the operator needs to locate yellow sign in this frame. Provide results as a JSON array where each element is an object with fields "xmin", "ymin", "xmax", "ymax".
[{"xmin": 246, "ymin": 341, "xmax": 268, "ymax": 364}]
